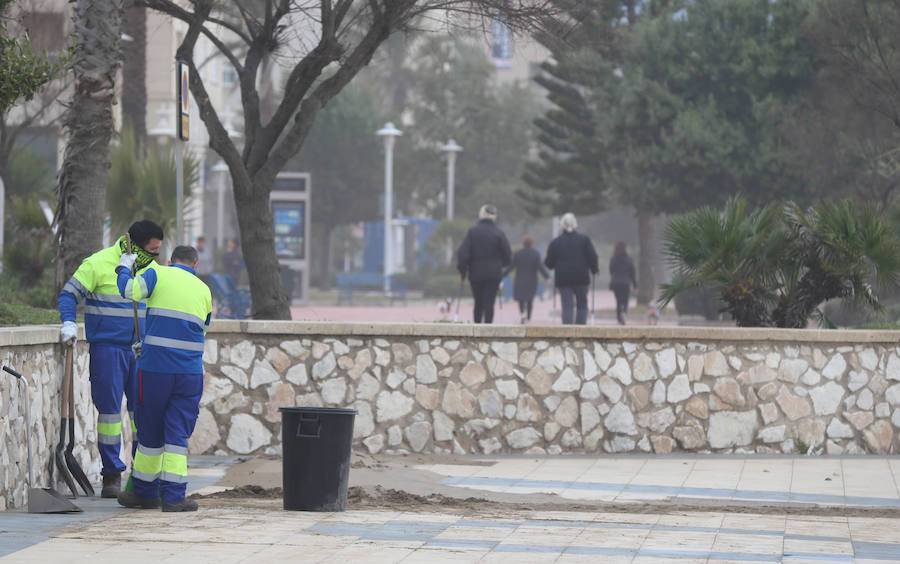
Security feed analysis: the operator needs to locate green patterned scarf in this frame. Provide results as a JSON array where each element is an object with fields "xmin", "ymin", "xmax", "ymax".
[{"xmin": 117, "ymin": 236, "xmax": 159, "ymax": 271}]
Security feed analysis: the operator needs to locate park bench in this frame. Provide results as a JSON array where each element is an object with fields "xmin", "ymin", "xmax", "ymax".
[
  {"xmin": 209, "ymin": 273, "xmax": 252, "ymax": 319},
  {"xmin": 335, "ymin": 273, "xmax": 406, "ymax": 306}
]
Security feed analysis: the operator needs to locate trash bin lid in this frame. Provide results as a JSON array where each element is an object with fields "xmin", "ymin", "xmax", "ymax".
[{"xmin": 279, "ymin": 406, "xmax": 358, "ymax": 415}]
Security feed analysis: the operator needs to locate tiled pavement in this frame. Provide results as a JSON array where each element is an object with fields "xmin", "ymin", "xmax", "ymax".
[{"xmin": 3, "ymin": 456, "xmax": 900, "ymax": 563}]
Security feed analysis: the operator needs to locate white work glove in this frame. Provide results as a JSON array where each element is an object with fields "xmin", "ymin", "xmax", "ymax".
[
  {"xmin": 116, "ymin": 253, "xmax": 138, "ymax": 273},
  {"xmin": 131, "ymin": 340, "xmax": 142, "ymax": 359},
  {"xmin": 60, "ymin": 321, "xmax": 78, "ymax": 344}
]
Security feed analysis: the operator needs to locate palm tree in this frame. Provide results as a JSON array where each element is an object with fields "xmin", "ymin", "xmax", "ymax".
[
  {"xmin": 660, "ymin": 196, "xmax": 787, "ymax": 327},
  {"xmin": 54, "ymin": 0, "xmax": 122, "ymax": 288},
  {"xmin": 772, "ymin": 200, "xmax": 900, "ymax": 328}
]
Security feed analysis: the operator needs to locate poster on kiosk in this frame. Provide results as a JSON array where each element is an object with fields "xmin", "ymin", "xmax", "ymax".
[{"xmin": 271, "ymin": 172, "xmax": 311, "ymax": 304}]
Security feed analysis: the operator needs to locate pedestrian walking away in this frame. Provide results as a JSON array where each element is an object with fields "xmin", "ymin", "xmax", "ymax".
[
  {"xmin": 457, "ymin": 204, "xmax": 512, "ymax": 324},
  {"xmin": 57, "ymin": 220, "xmax": 164, "ymax": 498},
  {"xmin": 503, "ymin": 236, "xmax": 550, "ymax": 324},
  {"xmin": 544, "ymin": 213, "xmax": 598, "ymax": 325},
  {"xmin": 115, "ymin": 245, "xmax": 213, "ymax": 512},
  {"xmin": 609, "ymin": 241, "xmax": 637, "ymax": 325}
]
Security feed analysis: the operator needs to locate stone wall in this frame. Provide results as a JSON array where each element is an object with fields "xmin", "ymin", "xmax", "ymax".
[
  {"xmin": 3, "ymin": 322, "xmax": 900, "ymax": 509},
  {"xmin": 192, "ymin": 322, "xmax": 900, "ymax": 459}
]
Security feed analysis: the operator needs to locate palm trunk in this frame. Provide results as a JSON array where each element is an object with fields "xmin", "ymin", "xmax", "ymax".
[
  {"xmin": 636, "ymin": 209, "xmax": 654, "ymax": 305},
  {"xmin": 234, "ymin": 179, "xmax": 290, "ymax": 319},
  {"xmin": 55, "ymin": 0, "xmax": 123, "ymax": 288},
  {"xmin": 121, "ymin": 1, "xmax": 147, "ymax": 147}
]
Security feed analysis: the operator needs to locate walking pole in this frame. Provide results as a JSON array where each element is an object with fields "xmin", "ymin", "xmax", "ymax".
[{"xmin": 590, "ymin": 274, "xmax": 596, "ymax": 326}]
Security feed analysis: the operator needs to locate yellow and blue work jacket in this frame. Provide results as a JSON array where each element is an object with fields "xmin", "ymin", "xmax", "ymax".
[
  {"xmin": 58, "ymin": 244, "xmax": 152, "ymax": 345},
  {"xmin": 117, "ymin": 264, "xmax": 212, "ymax": 374}
]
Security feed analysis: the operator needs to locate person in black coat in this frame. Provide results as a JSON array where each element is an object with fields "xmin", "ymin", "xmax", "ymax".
[
  {"xmin": 609, "ymin": 241, "xmax": 638, "ymax": 325},
  {"xmin": 544, "ymin": 213, "xmax": 598, "ymax": 325},
  {"xmin": 457, "ymin": 204, "xmax": 512, "ymax": 323},
  {"xmin": 503, "ymin": 236, "xmax": 550, "ymax": 324}
]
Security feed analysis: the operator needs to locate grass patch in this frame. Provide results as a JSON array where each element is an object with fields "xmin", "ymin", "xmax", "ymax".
[
  {"xmin": 0, "ymin": 301, "xmax": 60, "ymax": 327},
  {"xmin": 854, "ymin": 321, "xmax": 900, "ymax": 330}
]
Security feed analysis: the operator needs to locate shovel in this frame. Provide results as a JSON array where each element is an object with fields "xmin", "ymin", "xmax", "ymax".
[
  {"xmin": 53, "ymin": 347, "xmax": 79, "ymax": 498},
  {"xmin": 2, "ymin": 365, "xmax": 81, "ymax": 513},
  {"xmin": 64, "ymin": 343, "xmax": 94, "ymax": 496}
]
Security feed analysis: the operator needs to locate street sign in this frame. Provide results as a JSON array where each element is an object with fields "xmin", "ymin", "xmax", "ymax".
[{"xmin": 176, "ymin": 60, "xmax": 190, "ymax": 141}]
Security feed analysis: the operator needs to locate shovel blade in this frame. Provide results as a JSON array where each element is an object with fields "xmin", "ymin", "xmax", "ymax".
[
  {"xmin": 55, "ymin": 445, "xmax": 78, "ymax": 498},
  {"xmin": 28, "ymin": 487, "xmax": 82, "ymax": 513},
  {"xmin": 65, "ymin": 450, "xmax": 94, "ymax": 497}
]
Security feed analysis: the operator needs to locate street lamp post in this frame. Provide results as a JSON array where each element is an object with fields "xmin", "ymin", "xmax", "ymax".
[
  {"xmin": 0, "ymin": 176, "xmax": 4, "ymax": 273},
  {"xmin": 211, "ymin": 160, "xmax": 229, "ymax": 250},
  {"xmin": 377, "ymin": 122, "xmax": 402, "ymax": 295},
  {"xmin": 441, "ymin": 139, "xmax": 462, "ymax": 220}
]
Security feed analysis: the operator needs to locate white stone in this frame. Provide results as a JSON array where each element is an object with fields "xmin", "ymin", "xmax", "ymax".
[
  {"xmin": 608, "ymin": 358, "xmax": 632, "ymax": 385},
  {"xmin": 387, "ymin": 425, "xmax": 402, "ymax": 446},
  {"xmin": 758, "ymin": 425, "xmax": 785, "ymax": 443},
  {"xmin": 667, "ymin": 374, "xmax": 692, "ymax": 404},
  {"xmin": 893, "ymin": 409, "xmax": 900, "ymax": 428},
  {"xmin": 766, "ymin": 353, "xmax": 779, "ymax": 369},
  {"xmin": 230, "ymin": 341, "xmax": 256, "ymax": 369},
  {"xmin": 201, "ymin": 377, "xmax": 233, "ymax": 407},
  {"xmin": 280, "ymin": 340, "xmax": 306, "ymax": 358},
  {"xmin": 655, "ymin": 349, "xmax": 677, "ymax": 378},
  {"xmin": 321, "ymin": 378, "xmax": 347, "ymax": 405},
  {"xmin": 876, "ymin": 402, "xmax": 890, "ymax": 418},
  {"xmin": 188, "ymin": 408, "xmax": 220, "ymax": 454},
  {"xmin": 376, "ymin": 391, "xmax": 414, "ymax": 422},
  {"xmin": 581, "ymin": 402, "xmax": 600, "ymax": 434},
  {"xmin": 357, "ymin": 373, "xmax": 380, "ymax": 401},
  {"xmin": 693, "ymin": 383, "xmax": 710, "ymax": 394},
  {"xmin": 857, "ymin": 389, "xmax": 874, "ymax": 411},
  {"xmin": 579, "ymin": 381, "xmax": 601, "ymax": 400},
  {"xmin": 859, "ymin": 348, "xmax": 879, "ymax": 371},
  {"xmin": 800, "ymin": 369, "xmax": 821, "ymax": 386},
  {"xmin": 225, "ymin": 414, "xmax": 272, "ymax": 454},
  {"xmin": 848, "ymin": 371, "xmax": 869, "ymax": 392},
  {"xmin": 221, "ymin": 366, "xmax": 248, "ymax": 388},
  {"xmin": 728, "ymin": 356, "xmax": 742, "ymax": 371},
  {"xmin": 583, "ymin": 350, "xmax": 598, "ymax": 381},
  {"xmin": 353, "ymin": 401, "xmax": 375, "ymax": 438},
  {"xmin": 622, "ymin": 342, "xmax": 637, "ymax": 355},
  {"xmin": 704, "ymin": 351, "xmax": 730, "ymax": 376},
  {"xmin": 504, "ymin": 404, "xmax": 516, "ymax": 419},
  {"xmin": 430, "ymin": 347, "xmax": 450, "ymax": 366},
  {"xmin": 552, "ymin": 368, "xmax": 581, "ymax": 393},
  {"xmin": 778, "ymin": 359, "xmax": 809, "ymax": 383},
  {"xmin": 479, "ymin": 437, "xmax": 502, "ymax": 454},
  {"xmin": 826, "ymin": 418, "xmax": 854, "ymax": 439},
  {"xmin": 479, "ymin": 390, "xmax": 503, "ymax": 418},
  {"xmin": 250, "ymin": 359, "xmax": 280, "ymax": 389},
  {"xmin": 651, "ymin": 380, "xmax": 666, "ymax": 405},
  {"xmin": 708, "ymin": 411, "xmax": 758, "ymax": 449},
  {"xmin": 363, "ymin": 435, "xmax": 384, "ymax": 454},
  {"xmin": 537, "ymin": 346, "xmax": 565, "ymax": 373},
  {"xmin": 809, "ymin": 382, "xmax": 844, "ymax": 415},
  {"xmin": 597, "ymin": 376, "xmax": 623, "ymax": 403},
  {"xmin": 405, "ymin": 422, "xmax": 432, "ymax": 452},
  {"xmin": 386, "ymin": 368, "xmax": 406, "ymax": 389},
  {"xmin": 633, "ymin": 353, "xmax": 657, "ymax": 382},
  {"xmin": 374, "ymin": 347, "xmax": 390, "ymax": 367},
  {"xmin": 887, "ymin": 354, "xmax": 900, "ymax": 381},
  {"xmin": 495, "ymin": 379, "xmax": 519, "ymax": 401},
  {"xmin": 312, "ymin": 352, "xmax": 336, "ymax": 380},
  {"xmin": 285, "ymin": 364, "xmax": 308, "ymax": 386},
  {"xmin": 203, "ymin": 339, "xmax": 218, "ymax": 365},
  {"xmin": 416, "ymin": 355, "xmax": 438, "ymax": 384},
  {"xmin": 887, "ymin": 383, "xmax": 900, "ymax": 406},
  {"xmin": 822, "ymin": 354, "xmax": 847, "ymax": 380},
  {"xmin": 604, "ymin": 436, "xmax": 635, "ymax": 453},
  {"xmin": 491, "ymin": 342, "xmax": 518, "ymax": 364},
  {"xmin": 433, "ymin": 411, "xmax": 455, "ymax": 442},
  {"xmin": 544, "ymin": 395, "xmax": 561, "ymax": 411},
  {"xmin": 604, "ymin": 403, "xmax": 637, "ymax": 435},
  {"xmin": 560, "ymin": 429, "xmax": 582, "ymax": 448},
  {"xmin": 593, "ymin": 344, "xmax": 612, "ymax": 371},
  {"xmin": 507, "ymin": 427, "xmax": 541, "ymax": 449}
]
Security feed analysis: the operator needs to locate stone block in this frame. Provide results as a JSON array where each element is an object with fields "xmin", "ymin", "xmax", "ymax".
[{"xmin": 707, "ymin": 411, "xmax": 758, "ymax": 448}]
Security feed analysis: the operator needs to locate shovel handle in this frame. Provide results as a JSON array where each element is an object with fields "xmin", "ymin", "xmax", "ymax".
[
  {"xmin": 125, "ymin": 234, "xmax": 142, "ymax": 342},
  {"xmin": 2, "ymin": 365, "xmax": 23, "ymax": 379}
]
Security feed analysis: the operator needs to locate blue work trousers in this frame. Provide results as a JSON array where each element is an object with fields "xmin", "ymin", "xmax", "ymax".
[
  {"xmin": 89, "ymin": 343, "xmax": 138, "ymax": 475},
  {"xmin": 132, "ymin": 369, "xmax": 203, "ymax": 504}
]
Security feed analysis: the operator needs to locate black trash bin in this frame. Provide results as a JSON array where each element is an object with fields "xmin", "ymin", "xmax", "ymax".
[{"xmin": 279, "ymin": 406, "xmax": 357, "ymax": 511}]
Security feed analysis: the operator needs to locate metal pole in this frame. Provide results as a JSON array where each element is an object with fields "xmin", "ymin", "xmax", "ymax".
[
  {"xmin": 0, "ymin": 176, "xmax": 4, "ymax": 273},
  {"xmin": 383, "ymin": 136, "xmax": 394, "ymax": 295},
  {"xmin": 175, "ymin": 140, "xmax": 184, "ymax": 246},
  {"xmin": 447, "ymin": 151, "xmax": 456, "ymax": 221}
]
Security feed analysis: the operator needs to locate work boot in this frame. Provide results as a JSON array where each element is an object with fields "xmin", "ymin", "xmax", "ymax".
[
  {"xmin": 101, "ymin": 472, "xmax": 121, "ymax": 498},
  {"xmin": 117, "ymin": 490, "xmax": 160, "ymax": 509},
  {"xmin": 162, "ymin": 498, "xmax": 198, "ymax": 512}
]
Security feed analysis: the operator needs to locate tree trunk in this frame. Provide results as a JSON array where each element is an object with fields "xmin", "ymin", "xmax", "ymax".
[
  {"xmin": 121, "ymin": 1, "xmax": 146, "ymax": 147},
  {"xmin": 55, "ymin": 0, "xmax": 123, "ymax": 289},
  {"xmin": 235, "ymin": 179, "xmax": 290, "ymax": 319},
  {"xmin": 636, "ymin": 209, "xmax": 654, "ymax": 305}
]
